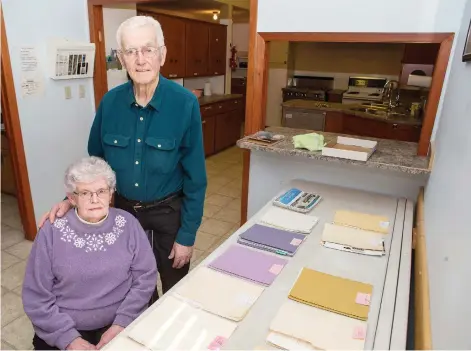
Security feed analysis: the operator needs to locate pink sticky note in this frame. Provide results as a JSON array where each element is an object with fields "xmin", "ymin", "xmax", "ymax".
[
  {"xmin": 208, "ymin": 336, "xmax": 227, "ymax": 350},
  {"xmin": 352, "ymin": 326, "xmax": 366, "ymax": 340},
  {"xmin": 355, "ymin": 292, "xmax": 371, "ymax": 306},
  {"xmin": 290, "ymin": 238, "xmax": 302, "ymax": 246},
  {"xmin": 269, "ymin": 263, "xmax": 284, "ymax": 275}
]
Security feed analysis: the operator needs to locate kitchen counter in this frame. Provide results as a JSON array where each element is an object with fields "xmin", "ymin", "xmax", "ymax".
[
  {"xmin": 282, "ymin": 99, "xmax": 422, "ymax": 126},
  {"xmin": 237, "ymin": 126, "xmax": 430, "ymax": 175},
  {"xmin": 198, "ymin": 94, "xmax": 244, "ymax": 106}
]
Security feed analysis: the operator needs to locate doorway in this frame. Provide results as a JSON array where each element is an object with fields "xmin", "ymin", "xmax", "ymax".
[{"xmin": 1, "ymin": 8, "xmax": 37, "ymax": 240}]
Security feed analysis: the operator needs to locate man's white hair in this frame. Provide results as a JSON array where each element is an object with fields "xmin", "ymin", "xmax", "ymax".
[
  {"xmin": 64, "ymin": 156, "xmax": 116, "ymax": 193},
  {"xmin": 116, "ymin": 15, "xmax": 165, "ymax": 49}
]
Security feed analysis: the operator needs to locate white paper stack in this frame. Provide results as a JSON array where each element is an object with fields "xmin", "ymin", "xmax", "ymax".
[
  {"xmin": 267, "ymin": 299, "xmax": 367, "ymax": 350},
  {"xmin": 128, "ymin": 295, "xmax": 238, "ymax": 351},
  {"xmin": 175, "ymin": 267, "xmax": 265, "ymax": 322},
  {"xmin": 259, "ymin": 207, "xmax": 319, "ymax": 234}
]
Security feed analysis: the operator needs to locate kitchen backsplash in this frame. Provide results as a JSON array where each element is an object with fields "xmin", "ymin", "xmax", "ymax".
[{"xmin": 183, "ymin": 75, "xmax": 225, "ymax": 95}]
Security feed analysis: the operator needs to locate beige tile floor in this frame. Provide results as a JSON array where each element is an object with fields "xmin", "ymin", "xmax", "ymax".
[{"xmin": 0, "ymin": 146, "xmax": 243, "ymax": 350}]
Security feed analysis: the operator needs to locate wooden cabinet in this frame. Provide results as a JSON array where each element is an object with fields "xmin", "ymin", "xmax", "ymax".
[
  {"xmin": 154, "ymin": 14, "xmax": 186, "ymax": 78},
  {"xmin": 341, "ymin": 113, "xmax": 421, "ymax": 142},
  {"xmin": 202, "ymin": 115, "xmax": 216, "ymax": 156},
  {"xmin": 208, "ymin": 24, "xmax": 227, "ymax": 76},
  {"xmin": 138, "ymin": 10, "xmax": 227, "ymax": 79},
  {"xmin": 324, "ymin": 111, "xmax": 344, "ymax": 133},
  {"xmin": 200, "ymin": 98, "xmax": 244, "ymax": 156},
  {"xmin": 402, "ymin": 44, "xmax": 440, "ymax": 65},
  {"xmin": 185, "ymin": 21, "xmax": 209, "ymax": 77},
  {"xmin": 1, "ymin": 133, "xmax": 17, "ymax": 196},
  {"xmin": 231, "ymin": 78, "xmax": 246, "ymax": 96}
]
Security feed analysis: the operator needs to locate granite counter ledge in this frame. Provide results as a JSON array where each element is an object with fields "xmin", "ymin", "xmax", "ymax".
[
  {"xmin": 282, "ymin": 99, "xmax": 423, "ymax": 126},
  {"xmin": 198, "ymin": 94, "xmax": 243, "ymax": 106},
  {"xmin": 237, "ymin": 126, "xmax": 430, "ymax": 176}
]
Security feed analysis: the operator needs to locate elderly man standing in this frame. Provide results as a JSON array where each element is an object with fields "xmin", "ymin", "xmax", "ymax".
[{"xmin": 41, "ymin": 16, "xmax": 207, "ymax": 302}]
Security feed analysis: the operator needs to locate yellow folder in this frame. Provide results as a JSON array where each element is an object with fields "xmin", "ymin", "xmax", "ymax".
[
  {"xmin": 288, "ymin": 268, "xmax": 373, "ymax": 321},
  {"xmin": 333, "ymin": 210, "xmax": 390, "ymax": 234}
]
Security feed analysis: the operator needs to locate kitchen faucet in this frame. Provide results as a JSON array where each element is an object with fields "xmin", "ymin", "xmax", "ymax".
[{"xmin": 383, "ymin": 80, "xmax": 400, "ymax": 111}]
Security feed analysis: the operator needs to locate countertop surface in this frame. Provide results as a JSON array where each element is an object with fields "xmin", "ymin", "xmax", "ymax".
[
  {"xmin": 198, "ymin": 94, "xmax": 244, "ymax": 106},
  {"xmin": 103, "ymin": 179, "xmax": 413, "ymax": 351},
  {"xmin": 282, "ymin": 99, "xmax": 422, "ymax": 126},
  {"xmin": 237, "ymin": 126, "xmax": 430, "ymax": 175}
]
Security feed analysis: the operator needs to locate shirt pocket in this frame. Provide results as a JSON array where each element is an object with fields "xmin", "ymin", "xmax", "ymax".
[
  {"xmin": 103, "ymin": 134, "xmax": 130, "ymax": 170},
  {"xmin": 145, "ymin": 137, "xmax": 177, "ymax": 174}
]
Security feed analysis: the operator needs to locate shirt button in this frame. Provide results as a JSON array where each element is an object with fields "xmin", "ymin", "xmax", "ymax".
[
  {"xmin": 135, "ymin": 103, "xmax": 138, "ymax": 107},
  {"xmin": 157, "ymin": 144, "xmax": 161, "ymax": 148},
  {"xmin": 135, "ymin": 161, "xmax": 139, "ymax": 165},
  {"xmin": 135, "ymin": 183, "xmax": 139, "ymax": 187},
  {"xmin": 114, "ymin": 140, "xmax": 117, "ymax": 144},
  {"xmin": 140, "ymin": 117, "xmax": 144, "ymax": 121},
  {"xmin": 137, "ymin": 139, "xmax": 141, "ymax": 143}
]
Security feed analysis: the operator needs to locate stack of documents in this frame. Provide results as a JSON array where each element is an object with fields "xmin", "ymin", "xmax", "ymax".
[
  {"xmin": 128, "ymin": 295, "xmax": 237, "ymax": 350},
  {"xmin": 321, "ymin": 223, "xmax": 385, "ymax": 256},
  {"xmin": 259, "ymin": 207, "xmax": 319, "ymax": 234},
  {"xmin": 175, "ymin": 266, "xmax": 265, "ymax": 321},
  {"xmin": 267, "ymin": 268, "xmax": 372, "ymax": 350},
  {"xmin": 267, "ymin": 299, "xmax": 367, "ymax": 350},
  {"xmin": 288, "ymin": 268, "xmax": 372, "ymax": 321},
  {"xmin": 237, "ymin": 224, "xmax": 306, "ymax": 257},
  {"xmin": 208, "ymin": 245, "xmax": 288, "ymax": 286},
  {"xmin": 333, "ymin": 210, "xmax": 390, "ymax": 234}
]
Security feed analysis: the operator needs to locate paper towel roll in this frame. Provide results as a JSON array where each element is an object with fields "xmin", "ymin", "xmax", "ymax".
[{"xmin": 407, "ymin": 74, "xmax": 432, "ymax": 88}]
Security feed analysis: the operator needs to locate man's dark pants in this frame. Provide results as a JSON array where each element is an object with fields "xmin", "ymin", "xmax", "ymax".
[{"xmin": 114, "ymin": 193, "xmax": 190, "ymax": 304}]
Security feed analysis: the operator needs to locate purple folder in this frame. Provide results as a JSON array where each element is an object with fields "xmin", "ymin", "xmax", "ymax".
[
  {"xmin": 208, "ymin": 245, "xmax": 288, "ymax": 286},
  {"xmin": 239, "ymin": 224, "xmax": 306, "ymax": 256}
]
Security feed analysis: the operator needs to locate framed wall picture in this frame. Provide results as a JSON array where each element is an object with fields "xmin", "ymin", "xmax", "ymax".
[{"xmin": 463, "ymin": 19, "xmax": 471, "ymax": 62}]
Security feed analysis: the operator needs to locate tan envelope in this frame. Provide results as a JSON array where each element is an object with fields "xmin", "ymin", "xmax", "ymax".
[
  {"xmin": 288, "ymin": 268, "xmax": 373, "ymax": 321},
  {"xmin": 333, "ymin": 210, "xmax": 390, "ymax": 234}
]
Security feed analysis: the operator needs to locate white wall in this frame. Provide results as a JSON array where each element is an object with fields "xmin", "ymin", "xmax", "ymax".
[
  {"xmin": 103, "ymin": 5, "xmax": 136, "ymax": 55},
  {"xmin": 424, "ymin": 0, "xmax": 471, "ymax": 348},
  {"xmin": 2, "ymin": 0, "xmax": 95, "ymax": 224},
  {"xmin": 183, "ymin": 76, "xmax": 225, "ymax": 95},
  {"xmin": 265, "ymin": 68, "xmax": 287, "ymax": 127},
  {"xmin": 257, "ymin": 0, "xmax": 466, "ymax": 33},
  {"xmin": 248, "ymin": 151, "xmax": 428, "ymax": 219},
  {"xmin": 232, "ymin": 23, "xmax": 249, "ymax": 53}
]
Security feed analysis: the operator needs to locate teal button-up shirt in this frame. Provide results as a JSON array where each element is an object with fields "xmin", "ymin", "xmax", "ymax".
[{"xmin": 88, "ymin": 75, "xmax": 207, "ymax": 246}]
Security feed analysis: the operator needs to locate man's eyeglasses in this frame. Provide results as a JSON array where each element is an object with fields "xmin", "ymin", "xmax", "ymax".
[
  {"xmin": 74, "ymin": 188, "xmax": 111, "ymax": 201},
  {"xmin": 120, "ymin": 46, "xmax": 164, "ymax": 59}
]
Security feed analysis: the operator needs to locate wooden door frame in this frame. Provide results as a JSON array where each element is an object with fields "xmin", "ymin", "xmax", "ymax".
[
  {"xmin": 240, "ymin": 0, "xmax": 454, "ymax": 224},
  {"xmin": 1, "ymin": 9, "xmax": 37, "ymax": 240}
]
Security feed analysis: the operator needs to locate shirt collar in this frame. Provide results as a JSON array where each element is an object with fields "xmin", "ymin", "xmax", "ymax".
[{"xmin": 126, "ymin": 73, "xmax": 166, "ymax": 111}]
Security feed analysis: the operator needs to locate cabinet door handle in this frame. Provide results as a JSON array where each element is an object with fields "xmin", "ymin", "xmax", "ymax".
[
  {"xmin": 392, "ymin": 124, "xmax": 398, "ymax": 129},
  {"xmin": 218, "ymin": 105, "xmax": 223, "ymax": 109},
  {"xmin": 202, "ymin": 120, "xmax": 207, "ymax": 125},
  {"xmin": 204, "ymin": 106, "xmax": 212, "ymax": 110},
  {"xmin": 214, "ymin": 72, "xmax": 218, "ymax": 74},
  {"xmin": 194, "ymin": 73, "xmax": 198, "ymax": 76}
]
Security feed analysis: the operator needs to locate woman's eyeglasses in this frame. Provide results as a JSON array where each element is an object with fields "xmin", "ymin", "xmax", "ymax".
[{"xmin": 74, "ymin": 188, "xmax": 110, "ymax": 201}]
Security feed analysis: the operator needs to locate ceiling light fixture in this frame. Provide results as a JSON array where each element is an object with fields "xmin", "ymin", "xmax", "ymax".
[{"xmin": 213, "ymin": 12, "xmax": 219, "ymax": 20}]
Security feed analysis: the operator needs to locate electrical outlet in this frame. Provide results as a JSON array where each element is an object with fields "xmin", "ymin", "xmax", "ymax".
[
  {"xmin": 64, "ymin": 86, "xmax": 72, "ymax": 99},
  {"xmin": 79, "ymin": 85, "xmax": 86, "ymax": 99}
]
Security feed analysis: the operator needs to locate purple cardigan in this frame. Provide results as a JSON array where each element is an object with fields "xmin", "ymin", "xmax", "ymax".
[{"xmin": 22, "ymin": 208, "xmax": 157, "ymax": 349}]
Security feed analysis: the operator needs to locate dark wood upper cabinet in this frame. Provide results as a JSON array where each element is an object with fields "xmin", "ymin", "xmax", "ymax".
[
  {"xmin": 402, "ymin": 43, "xmax": 440, "ymax": 65},
  {"xmin": 208, "ymin": 24, "xmax": 227, "ymax": 76},
  {"xmin": 155, "ymin": 14, "xmax": 186, "ymax": 78},
  {"xmin": 185, "ymin": 21, "xmax": 209, "ymax": 77}
]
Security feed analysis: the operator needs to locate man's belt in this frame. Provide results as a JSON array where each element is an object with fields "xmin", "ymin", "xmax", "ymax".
[{"xmin": 116, "ymin": 190, "xmax": 183, "ymax": 212}]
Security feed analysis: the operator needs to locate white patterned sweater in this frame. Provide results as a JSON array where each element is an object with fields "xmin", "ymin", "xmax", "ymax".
[{"xmin": 22, "ymin": 208, "xmax": 157, "ymax": 350}]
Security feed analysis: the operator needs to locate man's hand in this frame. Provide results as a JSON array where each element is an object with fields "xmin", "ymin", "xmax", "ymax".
[
  {"xmin": 66, "ymin": 337, "xmax": 97, "ymax": 350},
  {"xmin": 96, "ymin": 325, "xmax": 124, "ymax": 349},
  {"xmin": 169, "ymin": 242, "xmax": 193, "ymax": 269},
  {"xmin": 38, "ymin": 200, "xmax": 72, "ymax": 228}
]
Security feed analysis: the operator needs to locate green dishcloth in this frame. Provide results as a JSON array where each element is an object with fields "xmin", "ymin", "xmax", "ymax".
[{"xmin": 292, "ymin": 133, "xmax": 325, "ymax": 151}]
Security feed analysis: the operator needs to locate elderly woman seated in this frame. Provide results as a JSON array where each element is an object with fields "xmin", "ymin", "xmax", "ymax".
[{"xmin": 23, "ymin": 156, "xmax": 157, "ymax": 351}]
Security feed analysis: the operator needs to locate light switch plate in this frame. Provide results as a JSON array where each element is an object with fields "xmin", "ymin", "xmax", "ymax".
[
  {"xmin": 79, "ymin": 85, "xmax": 86, "ymax": 98},
  {"xmin": 64, "ymin": 86, "xmax": 72, "ymax": 99}
]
